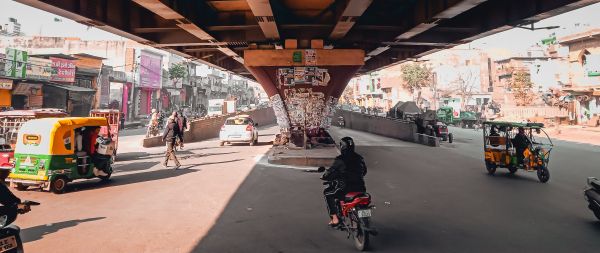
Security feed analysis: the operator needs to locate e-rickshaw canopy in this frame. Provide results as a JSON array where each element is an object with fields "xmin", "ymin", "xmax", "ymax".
[{"xmin": 15, "ymin": 117, "xmax": 108, "ymax": 156}]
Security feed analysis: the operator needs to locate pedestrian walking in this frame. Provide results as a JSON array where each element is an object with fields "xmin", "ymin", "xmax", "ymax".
[{"xmin": 162, "ymin": 116, "xmax": 181, "ymax": 169}]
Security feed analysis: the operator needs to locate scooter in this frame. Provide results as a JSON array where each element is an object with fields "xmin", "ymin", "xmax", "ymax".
[
  {"xmin": 584, "ymin": 177, "xmax": 600, "ymax": 221},
  {"xmin": 318, "ymin": 167, "xmax": 377, "ymax": 251},
  {"xmin": 0, "ymin": 200, "xmax": 40, "ymax": 253}
]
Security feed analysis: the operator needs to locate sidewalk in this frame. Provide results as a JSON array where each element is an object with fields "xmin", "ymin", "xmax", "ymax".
[{"xmin": 544, "ymin": 125, "xmax": 600, "ymax": 145}]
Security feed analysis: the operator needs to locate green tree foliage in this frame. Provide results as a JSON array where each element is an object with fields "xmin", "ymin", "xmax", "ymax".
[
  {"xmin": 509, "ymin": 71, "xmax": 534, "ymax": 106},
  {"xmin": 168, "ymin": 63, "xmax": 187, "ymax": 86},
  {"xmin": 401, "ymin": 63, "xmax": 432, "ymax": 106}
]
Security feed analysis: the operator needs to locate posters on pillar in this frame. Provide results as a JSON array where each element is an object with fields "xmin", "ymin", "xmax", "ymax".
[
  {"xmin": 269, "ymin": 94, "xmax": 290, "ymax": 131},
  {"xmin": 321, "ymin": 96, "xmax": 339, "ymax": 129},
  {"xmin": 305, "ymin": 49, "xmax": 317, "ymax": 66},
  {"xmin": 284, "ymin": 88, "xmax": 326, "ymax": 129},
  {"xmin": 278, "ymin": 67, "xmax": 330, "ymax": 87}
]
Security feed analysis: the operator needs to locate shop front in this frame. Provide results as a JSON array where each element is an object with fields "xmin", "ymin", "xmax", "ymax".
[
  {"xmin": 137, "ymin": 50, "xmax": 163, "ymax": 115},
  {"xmin": 0, "ymin": 78, "xmax": 13, "ymax": 109}
]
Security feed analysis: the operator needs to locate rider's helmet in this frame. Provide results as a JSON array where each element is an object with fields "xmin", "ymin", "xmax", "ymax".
[
  {"xmin": 0, "ymin": 165, "xmax": 11, "ymax": 180},
  {"xmin": 339, "ymin": 136, "xmax": 355, "ymax": 156}
]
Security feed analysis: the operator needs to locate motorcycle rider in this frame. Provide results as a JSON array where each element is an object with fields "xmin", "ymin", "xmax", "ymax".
[
  {"xmin": 0, "ymin": 167, "xmax": 29, "ymax": 214},
  {"xmin": 321, "ymin": 137, "xmax": 367, "ymax": 226}
]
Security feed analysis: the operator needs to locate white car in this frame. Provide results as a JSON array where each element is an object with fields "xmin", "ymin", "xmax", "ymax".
[{"xmin": 219, "ymin": 115, "xmax": 259, "ymax": 146}]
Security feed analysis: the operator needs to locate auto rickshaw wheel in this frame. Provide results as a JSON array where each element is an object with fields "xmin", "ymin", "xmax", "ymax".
[
  {"xmin": 15, "ymin": 183, "xmax": 28, "ymax": 191},
  {"xmin": 51, "ymin": 176, "xmax": 68, "ymax": 194},
  {"xmin": 537, "ymin": 167, "xmax": 550, "ymax": 183},
  {"xmin": 485, "ymin": 162, "xmax": 497, "ymax": 175},
  {"xmin": 508, "ymin": 166, "xmax": 518, "ymax": 174}
]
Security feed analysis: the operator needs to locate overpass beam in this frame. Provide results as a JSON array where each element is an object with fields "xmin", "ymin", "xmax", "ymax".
[
  {"xmin": 329, "ymin": 0, "xmax": 373, "ymax": 40},
  {"xmin": 247, "ymin": 0, "xmax": 280, "ymax": 40}
]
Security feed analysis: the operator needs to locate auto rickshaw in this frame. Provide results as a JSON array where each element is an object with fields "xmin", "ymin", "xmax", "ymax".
[
  {"xmin": 482, "ymin": 121, "xmax": 554, "ymax": 183},
  {"xmin": 7, "ymin": 117, "xmax": 115, "ymax": 193}
]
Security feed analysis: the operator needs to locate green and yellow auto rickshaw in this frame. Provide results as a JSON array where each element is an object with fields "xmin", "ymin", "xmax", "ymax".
[{"xmin": 8, "ymin": 117, "xmax": 115, "ymax": 193}]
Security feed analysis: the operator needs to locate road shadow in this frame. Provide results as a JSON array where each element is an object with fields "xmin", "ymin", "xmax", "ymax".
[
  {"xmin": 483, "ymin": 170, "xmax": 543, "ymax": 183},
  {"xmin": 21, "ymin": 217, "xmax": 106, "ymax": 243},
  {"xmin": 112, "ymin": 161, "xmax": 159, "ymax": 173},
  {"xmin": 117, "ymin": 150, "xmax": 195, "ymax": 162},
  {"xmin": 179, "ymin": 151, "xmax": 239, "ymax": 160},
  {"xmin": 67, "ymin": 158, "xmax": 244, "ymax": 193}
]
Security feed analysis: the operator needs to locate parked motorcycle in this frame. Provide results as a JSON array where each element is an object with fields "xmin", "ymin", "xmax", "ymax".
[
  {"xmin": 0, "ymin": 200, "xmax": 39, "ymax": 253},
  {"xmin": 318, "ymin": 167, "xmax": 377, "ymax": 251},
  {"xmin": 584, "ymin": 177, "xmax": 600, "ymax": 221}
]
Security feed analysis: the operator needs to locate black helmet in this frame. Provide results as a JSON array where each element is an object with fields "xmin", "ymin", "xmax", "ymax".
[{"xmin": 339, "ymin": 136, "xmax": 355, "ymax": 155}]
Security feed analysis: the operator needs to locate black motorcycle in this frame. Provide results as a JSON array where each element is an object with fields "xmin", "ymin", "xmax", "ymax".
[
  {"xmin": 0, "ymin": 201, "xmax": 39, "ymax": 253},
  {"xmin": 584, "ymin": 177, "xmax": 600, "ymax": 221}
]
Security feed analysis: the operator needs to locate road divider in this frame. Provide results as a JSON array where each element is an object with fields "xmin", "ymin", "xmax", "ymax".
[{"xmin": 143, "ymin": 108, "xmax": 276, "ymax": 148}]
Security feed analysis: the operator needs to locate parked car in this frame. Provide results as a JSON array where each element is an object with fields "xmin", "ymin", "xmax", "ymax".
[{"xmin": 219, "ymin": 115, "xmax": 259, "ymax": 146}]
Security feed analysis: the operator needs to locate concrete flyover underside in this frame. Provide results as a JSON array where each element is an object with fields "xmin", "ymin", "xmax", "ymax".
[{"xmin": 14, "ymin": 0, "xmax": 600, "ymax": 79}]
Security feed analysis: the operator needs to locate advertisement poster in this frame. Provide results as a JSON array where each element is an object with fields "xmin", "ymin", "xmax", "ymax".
[
  {"xmin": 139, "ymin": 50, "xmax": 162, "ymax": 89},
  {"xmin": 4, "ymin": 48, "xmax": 28, "ymax": 78},
  {"xmin": 50, "ymin": 57, "xmax": 76, "ymax": 82},
  {"xmin": 305, "ymin": 49, "xmax": 317, "ymax": 66},
  {"xmin": 0, "ymin": 78, "xmax": 13, "ymax": 90},
  {"xmin": 26, "ymin": 57, "xmax": 52, "ymax": 80},
  {"xmin": 278, "ymin": 67, "xmax": 329, "ymax": 87}
]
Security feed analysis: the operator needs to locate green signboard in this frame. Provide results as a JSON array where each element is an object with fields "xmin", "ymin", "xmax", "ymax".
[
  {"xmin": 4, "ymin": 48, "xmax": 28, "ymax": 78},
  {"xmin": 292, "ymin": 51, "xmax": 302, "ymax": 63}
]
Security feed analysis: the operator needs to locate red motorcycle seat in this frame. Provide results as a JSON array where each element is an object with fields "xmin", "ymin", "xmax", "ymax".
[{"xmin": 344, "ymin": 192, "xmax": 370, "ymax": 202}]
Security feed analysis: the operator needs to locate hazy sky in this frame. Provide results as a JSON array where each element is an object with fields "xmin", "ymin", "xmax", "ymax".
[{"xmin": 1, "ymin": 0, "xmax": 599, "ymax": 53}]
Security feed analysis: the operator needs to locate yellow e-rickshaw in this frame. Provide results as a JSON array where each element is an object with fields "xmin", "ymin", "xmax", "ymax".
[
  {"xmin": 482, "ymin": 121, "xmax": 554, "ymax": 183},
  {"xmin": 8, "ymin": 117, "xmax": 115, "ymax": 193}
]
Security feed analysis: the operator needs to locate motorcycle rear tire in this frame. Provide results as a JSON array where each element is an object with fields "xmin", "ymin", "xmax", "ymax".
[
  {"xmin": 352, "ymin": 213, "xmax": 370, "ymax": 251},
  {"xmin": 594, "ymin": 209, "xmax": 600, "ymax": 221}
]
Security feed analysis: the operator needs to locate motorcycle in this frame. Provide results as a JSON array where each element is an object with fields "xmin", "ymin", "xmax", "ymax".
[
  {"xmin": 318, "ymin": 167, "xmax": 377, "ymax": 251},
  {"xmin": 584, "ymin": 177, "xmax": 600, "ymax": 221},
  {"xmin": 0, "ymin": 200, "xmax": 39, "ymax": 253}
]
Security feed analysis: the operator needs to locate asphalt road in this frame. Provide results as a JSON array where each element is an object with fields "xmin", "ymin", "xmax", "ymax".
[
  {"xmin": 193, "ymin": 126, "xmax": 600, "ymax": 253},
  {"xmin": 12, "ymin": 126, "xmax": 600, "ymax": 252}
]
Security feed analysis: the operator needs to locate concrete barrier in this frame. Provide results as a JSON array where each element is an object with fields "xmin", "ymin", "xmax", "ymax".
[
  {"xmin": 334, "ymin": 110, "xmax": 439, "ymax": 147},
  {"xmin": 143, "ymin": 107, "xmax": 276, "ymax": 148}
]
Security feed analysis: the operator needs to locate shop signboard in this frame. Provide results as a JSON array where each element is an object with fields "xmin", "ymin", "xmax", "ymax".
[
  {"xmin": 139, "ymin": 50, "xmax": 162, "ymax": 89},
  {"xmin": 50, "ymin": 57, "xmax": 76, "ymax": 82},
  {"xmin": 109, "ymin": 70, "xmax": 127, "ymax": 83},
  {"xmin": 0, "ymin": 78, "xmax": 12, "ymax": 90},
  {"xmin": 26, "ymin": 57, "xmax": 52, "ymax": 80},
  {"xmin": 4, "ymin": 48, "xmax": 28, "ymax": 78}
]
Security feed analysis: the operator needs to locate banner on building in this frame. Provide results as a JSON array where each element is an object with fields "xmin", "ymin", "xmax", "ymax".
[
  {"xmin": 99, "ymin": 66, "xmax": 112, "ymax": 107},
  {"xmin": 0, "ymin": 78, "xmax": 13, "ymax": 90},
  {"xmin": 26, "ymin": 57, "xmax": 52, "ymax": 80},
  {"xmin": 139, "ymin": 50, "xmax": 162, "ymax": 89},
  {"xmin": 4, "ymin": 48, "xmax": 28, "ymax": 78},
  {"xmin": 50, "ymin": 57, "xmax": 76, "ymax": 82}
]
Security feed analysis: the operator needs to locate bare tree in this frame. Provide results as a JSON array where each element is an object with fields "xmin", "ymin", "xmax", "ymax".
[{"xmin": 453, "ymin": 69, "xmax": 479, "ymax": 110}]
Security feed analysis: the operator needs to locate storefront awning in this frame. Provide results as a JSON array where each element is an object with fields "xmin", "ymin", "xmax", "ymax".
[{"xmin": 44, "ymin": 82, "xmax": 96, "ymax": 92}]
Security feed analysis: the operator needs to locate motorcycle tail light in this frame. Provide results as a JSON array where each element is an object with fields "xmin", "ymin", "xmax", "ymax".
[{"xmin": 246, "ymin": 125, "xmax": 253, "ymax": 131}]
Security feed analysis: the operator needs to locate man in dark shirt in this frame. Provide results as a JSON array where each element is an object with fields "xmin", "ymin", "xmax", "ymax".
[
  {"xmin": 512, "ymin": 127, "xmax": 531, "ymax": 164},
  {"xmin": 162, "ymin": 117, "xmax": 182, "ymax": 169},
  {"xmin": 0, "ymin": 167, "xmax": 22, "ymax": 208}
]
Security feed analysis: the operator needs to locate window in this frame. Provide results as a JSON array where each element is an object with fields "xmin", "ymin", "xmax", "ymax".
[{"xmin": 226, "ymin": 118, "xmax": 250, "ymax": 125}]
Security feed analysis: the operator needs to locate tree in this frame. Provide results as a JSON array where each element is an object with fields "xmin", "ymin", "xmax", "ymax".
[
  {"xmin": 168, "ymin": 63, "xmax": 187, "ymax": 87},
  {"xmin": 401, "ymin": 63, "xmax": 432, "ymax": 107},
  {"xmin": 453, "ymin": 69, "xmax": 479, "ymax": 110},
  {"xmin": 509, "ymin": 71, "xmax": 535, "ymax": 106}
]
